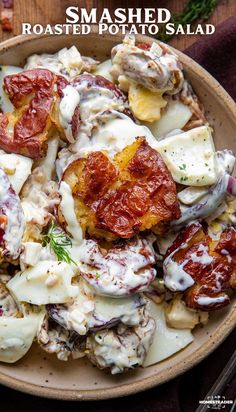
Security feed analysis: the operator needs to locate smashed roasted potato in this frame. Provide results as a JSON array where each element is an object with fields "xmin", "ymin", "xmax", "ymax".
[
  {"xmin": 163, "ymin": 222, "xmax": 236, "ymax": 311},
  {"xmin": 0, "ymin": 69, "xmax": 67, "ymax": 158},
  {"xmin": 58, "ymin": 137, "xmax": 180, "ymax": 240}
]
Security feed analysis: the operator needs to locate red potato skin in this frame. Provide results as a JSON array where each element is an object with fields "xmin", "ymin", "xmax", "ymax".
[
  {"xmin": 71, "ymin": 73, "xmax": 128, "ymax": 102},
  {"xmin": 60, "ymin": 138, "xmax": 180, "ymax": 239},
  {"xmin": 0, "ymin": 69, "xmax": 68, "ymax": 159},
  {"xmin": 164, "ymin": 223, "xmax": 236, "ymax": 311},
  {"xmin": 0, "ymin": 70, "xmax": 132, "ymax": 159},
  {"xmin": 96, "ymin": 140, "xmax": 180, "ymax": 237},
  {"xmin": 83, "ymin": 152, "xmax": 118, "ymax": 204},
  {"xmin": 95, "ymin": 182, "xmax": 148, "ymax": 238},
  {"xmin": 70, "ymin": 73, "xmax": 134, "ymax": 131}
]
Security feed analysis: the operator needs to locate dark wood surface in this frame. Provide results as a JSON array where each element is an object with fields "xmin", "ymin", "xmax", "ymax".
[{"xmin": 0, "ymin": 0, "xmax": 236, "ymax": 50}]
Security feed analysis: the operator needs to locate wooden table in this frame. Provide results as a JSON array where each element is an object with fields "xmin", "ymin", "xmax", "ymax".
[{"xmin": 0, "ymin": 0, "xmax": 236, "ymax": 51}]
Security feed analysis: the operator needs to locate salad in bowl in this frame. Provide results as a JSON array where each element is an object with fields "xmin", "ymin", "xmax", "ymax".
[{"xmin": 0, "ymin": 34, "xmax": 235, "ymax": 376}]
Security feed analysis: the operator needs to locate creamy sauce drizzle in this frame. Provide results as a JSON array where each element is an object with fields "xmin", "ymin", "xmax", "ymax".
[{"xmin": 58, "ymin": 181, "xmax": 83, "ymax": 244}]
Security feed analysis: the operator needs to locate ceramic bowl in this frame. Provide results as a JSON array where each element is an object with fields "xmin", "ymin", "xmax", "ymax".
[{"xmin": 0, "ymin": 26, "xmax": 235, "ymax": 400}]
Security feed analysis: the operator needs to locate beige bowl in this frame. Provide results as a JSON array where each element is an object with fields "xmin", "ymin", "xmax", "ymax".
[{"xmin": 0, "ymin": 27, "xmax": 235, "ymax": 400}]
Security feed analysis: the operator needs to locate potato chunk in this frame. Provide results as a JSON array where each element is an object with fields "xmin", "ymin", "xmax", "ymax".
[
  {"xmin": 58, "ymin": 138, "xmax": 180, "ymax": 239},
  {"xmin": 0, "ymin": 69, "xmax": 67, "ymax": 158},
  {"xmin": 163, "ymin": 222, "xmax": 236, "ymax": 311},
  {"xmin": 128, "ymin": 83, "xmax": 167, "ymax": 122}
]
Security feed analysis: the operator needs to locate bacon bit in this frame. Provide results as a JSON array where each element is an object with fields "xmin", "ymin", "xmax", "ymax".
[
  {"xmin": 71, "ymin": 106, "xmax": 80, "ymax": 140},
  {"xmin": 137, "ymin": 43, "xmax": 151, "ymax": 51},
  {"xmin": 139, "ymin": 247, "xmax": 150, "ymax": 258},
  {"xmin": 0, "ymin": 214, "xmax": 7, "ymax": 226}
]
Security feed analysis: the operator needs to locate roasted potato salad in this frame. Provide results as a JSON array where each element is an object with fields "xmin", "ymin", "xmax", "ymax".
[{"xmin": 0, "ymin": 36, "xmax": 235, "ymax": 375}]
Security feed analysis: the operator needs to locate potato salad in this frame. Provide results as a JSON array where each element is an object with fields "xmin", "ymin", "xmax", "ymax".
[{"xmin": 0, "ymin": 35, "xmax": 235, "ymax": 373}]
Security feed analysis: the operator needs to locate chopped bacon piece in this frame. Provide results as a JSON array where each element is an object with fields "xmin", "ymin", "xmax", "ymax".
[{"xmin": 137, "ymin": 43, "xmax": 151, "ymax": 50}]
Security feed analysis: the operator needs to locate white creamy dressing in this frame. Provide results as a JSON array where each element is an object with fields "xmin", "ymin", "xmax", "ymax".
[
  {"xmin": 163, "ymin": 236, "xmax": 215, "ymax": 292},
  {"xmin": 25, "ymin": 46, "xmax": 85, "ymax": 79},
  {"xmin": 163, "ymin": 255, "xmax": 194, "ymax": 292},
  {"xmin": 216, "ymin": 150, "xmax": 235, "ymax": 177},
  {"xmin": 71, "ymin": 123, "xmax": 222, "ymax": 196},
  {"xmin": 59, "ymin": 85, "xmax": 80, "ymax": 143},
  {"xmin": 197, "ymin": 295, "xmax": 228, "ymax": 306},
  {"xmin": 48, "ymin": 282, "xmax": 145, "ymax": 336},
  {"xmin": 58, "ymin": 181, "xmax": 83, "ymax": 243},
  {"xmin": 0, "ymin": 168, "xmax": 25, "ymax": 259},
  {"xmin": 111, "ymin": 35, "xmax": 183, "ymax": 94},
  {"xmin": 173, "ymin": 150, "xmax": 235, "ymax": 228},
  {"xmin": 49, "ymin": 279, "xmax": 95, "ymax": 336},
  {"xmin": 1, "ymin": 42, "xmax": 234, "ymax": 369},
  {"xmin": 72, "ymin": 111, "xmax": 157, "ymax": 157},
  {"xmin": 37, "ymin": 315, "xmax": 83, "ymax": 361},
  {"xmin": 70, "ymin": 80, "xmax": 127, "ymax": 151},
  {"xmin": 7, "ymin": 261, "xmax": 79, "ymax": 305},
  {"xmin": 0, "ymin": 150, "xmax": 33, "ymax": 194},
  {"xmin": 58, "ymin": 181, "xmax": 156, "ymax": 297},
  {"xmin": 189, "ymin": 244, "xmax": 213, "ymax": 265},
  {"xmin": 91, "ymin": 294, "xmax": 145, "ymax": 328},
  {"xmin": 78, "ymin": 237, "xmax": 156, "ymax": 297},
  {"xmin": 37, "ymin": 135, "xmax": 59, "ymax": 180},
  {"xmin": 86, "ymin": 309, "xmax": 155, "ymax": 374},
  {"xmin": 143, "ymin": 301, "xmax": 193, "ymax": 367},
  {"xmin": 21, "ymin": 137, "xmax": 59, "ymax": 227}
]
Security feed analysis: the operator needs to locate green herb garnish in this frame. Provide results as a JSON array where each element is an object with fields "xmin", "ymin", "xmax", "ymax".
[
  {"xmin": 179, "ymin": 164, "xmax": 187, "ymax": 171},
  {"xmin": 157, "ymin": 0, "xmax": 218, "ymax": 42},
  {"xmin": 42, "ymin": 223, "xmax": 76, "ymax": 265}
]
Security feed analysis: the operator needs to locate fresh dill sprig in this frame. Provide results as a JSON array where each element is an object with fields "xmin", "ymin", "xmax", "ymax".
[
  {"xmin": 42, "ymin": 223, "xmax": 76, "ymax": 265},
  {"xmin": 157, "ymin": 0, "xmax": 218, "ymax": 42}
]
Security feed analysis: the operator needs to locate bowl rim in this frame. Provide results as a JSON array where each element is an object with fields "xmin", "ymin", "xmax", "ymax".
[{"xmin": 0, "ymin": 26, "xmax": 235, "ymax": 401}]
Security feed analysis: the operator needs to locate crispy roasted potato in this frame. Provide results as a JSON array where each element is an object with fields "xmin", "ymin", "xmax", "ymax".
[
  {"xmin": 58, "ymin": 138, "xmax": 180, "ymax": 240},
  {"xmin": 0, "ymin": 69, "xmax": 68, "ymax": 158},
  {"xmin": 163, "ymin": 222, "xmax": 236, "ymax": 311}
]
